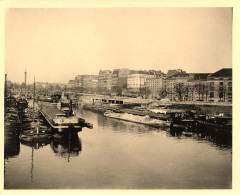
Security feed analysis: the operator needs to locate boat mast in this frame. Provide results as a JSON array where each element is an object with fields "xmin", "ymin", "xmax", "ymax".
[
  {"xmin": 33, "ymin": 76, "xmax": 35, "ymax": 111},
  {"xmin": 31, "ymin": 146, "xmax": 34, "ymax": 182},
  {"xmin": 4, "ymin": 73, "xmax": 7, "ymax": 111}
]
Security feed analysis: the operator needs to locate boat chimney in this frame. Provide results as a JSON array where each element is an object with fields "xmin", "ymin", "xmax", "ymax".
[
  {"xmin": 5, "ymin": 73, "xmax": 7, "ymax": 98},
  {"xmin": 5, "ymin": 73, "xmax": 7, "ymax": 109},
  {"xmin": 70, "ymin": 100, "xmax": 73, "ymax": 116}
]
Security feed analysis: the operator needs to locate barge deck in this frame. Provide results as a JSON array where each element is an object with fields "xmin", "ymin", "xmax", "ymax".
[{"xmin": 40, "ymin": 103, "xmax": 83, "ymax": 129}]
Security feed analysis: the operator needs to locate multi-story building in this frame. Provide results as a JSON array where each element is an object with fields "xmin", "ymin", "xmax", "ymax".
[
  {"xmin": 146, "ymin": 76, "xmax": 163, "ymax": 99},
  {"xmin": 186, "ymin": 73, "xmax": 210, "ymax": 102},
  {"xmin": 74, "ymin": 74, "xmax": 98, "ymax": 92},
  {"xmin": 167, "ymin": 69, "xmax": 186, "ymax": 78},
  {"xmin": 75, "ymin": 75, "xmax": 83, "ymax": 88},
  {"xmin": 111, "ymin": 69, "xmax": 131, "ymax": 90},
  {"xmin": 82, "ymin": 75, "xmax": 98, "ymax": 91},
  {"xmin": 127, "ymin": 73, "xmax": 156, "ymax": 93},
  {"xmin": 207, "ymin": 68, "xmax": 232, "ymax": 103},
  {"xmin": 164, "ymin": 72, "xmax": 190, "ymax": 101},
  {"xmin": 98, "ymin": 70, "xmax": 112, "ymax": 91},
  {"xmin": 67, "ymin": 80, "xmax": 79, "ymax": 89}
]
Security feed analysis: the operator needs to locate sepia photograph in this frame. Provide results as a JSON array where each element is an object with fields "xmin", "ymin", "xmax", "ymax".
[{"xmin": 2, "ymin": 3, "xmax": 237, "ymax": 191}]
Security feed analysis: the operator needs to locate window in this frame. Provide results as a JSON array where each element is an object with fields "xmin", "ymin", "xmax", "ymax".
[
  {"xmin": 228, "ymin": 82, "xmax": 232, "ymax": 95},
  {"xmin": 210, "ymin": 82, "xmax": 214, "ymax": 91},
  {"xmin": 210, "ymin": 92, "xmax": 214, "ymax": 98}
]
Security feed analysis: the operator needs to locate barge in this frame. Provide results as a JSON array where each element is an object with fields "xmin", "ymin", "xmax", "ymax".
[
  {"xmin": 39, "ymin": 103, "xmax": 93, "ymax": 134},
  {"xmin": 104, "ymin": 110, "xmax": 170, "ymax": 128}
]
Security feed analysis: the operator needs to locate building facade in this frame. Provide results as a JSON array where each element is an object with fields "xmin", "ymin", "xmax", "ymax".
[
  {"xmin": 146, "ymin": 77, "xmax": 163, "ymax": 99},
  {"xmin": 207, "ymin": 68, "xmax": 232, "ymax": 103},
  {"xmin": 82, "ymin": 75, "xmax": 98, "ymax": 91},
  {"xmin": 74, "ymin": 75, "xmax": 98, "ymax": 92},
  {"xmin": 127, "ymin": 73, "xmax": 156, "ymax": 93},
  {"xmin": 164, "ymin": 73, "xmax": 190, "ymax": 101},
  {"xmin": 67, "ymin": 80, "xmax": 78, "ymax": 89},
  {"xmin": 167, "ymin": 69, "xmax": 186, "ymax": 78},
  {"xmin": 98, "ymin": 70, "xmax": 112, "ymax": 91},
  {"xmin": 111, "ymin": 69, "xmax": 131, "ymax": 89}
]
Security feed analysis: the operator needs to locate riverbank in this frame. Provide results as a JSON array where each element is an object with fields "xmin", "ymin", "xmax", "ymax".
[{"xmin": 77, "ymin": 95, "xmax": 232, "ymax": 116}]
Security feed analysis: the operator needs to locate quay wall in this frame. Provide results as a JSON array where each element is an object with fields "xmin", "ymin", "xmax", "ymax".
[
  {"xmin": 76, "ymin": 95, "xmax": 232, "ymax": 117},
  {"xmin": 169, "ymin": 102, "xmax": 232, "ymax": 117}
]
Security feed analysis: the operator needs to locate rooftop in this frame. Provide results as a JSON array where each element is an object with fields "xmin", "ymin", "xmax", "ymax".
[
  {"xmin": 189, "ymin": 73, "xmax": 211, "ymax": 80},
  {"xmin": 208, "ymin": 68, "xmax": 232, "ymax": 78},
  {"xmin": 167, "ymin": 72, "xmax": 189, "ymax": 79}
]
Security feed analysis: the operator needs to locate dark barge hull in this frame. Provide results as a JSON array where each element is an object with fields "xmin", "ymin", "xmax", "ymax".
[
  {"xmin": 198, "ymin": 121, "xmax": 232, "ymax": 133},
  {"xmin": 39, "ymin": 103, "xmax": 83, "ymax": 134},
  {"xmin": 83, "ymin": 104, "xmax": 106, "ymax": 113}
]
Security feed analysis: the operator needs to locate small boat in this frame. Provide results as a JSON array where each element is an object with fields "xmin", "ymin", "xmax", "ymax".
[
  {"xmin": 19, "ymin": 133, "xmax": 52, "ymax": 142},
  {"xmin": 22, "ymin": 119, "xmax": 49, "ymax": 131}
]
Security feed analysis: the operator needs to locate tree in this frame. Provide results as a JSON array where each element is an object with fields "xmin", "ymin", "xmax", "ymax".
[
  {"xmin": 112, "ymin": 86, "xmax": 122, "ymax": 96},
  {"xmin": 189, "ymin": 86, "xmax": 195, "ymax": 101},
  {"xmin": 194, "ymin": 82, "xmax": 203, "ymax": 101},
  {"xmin": 139, "ymin": 86, "xmax": 151, "ymax": 99},
  {"xmin": 202, "ymin": 83, "xmax": 209, "ymax": 102},
  {"xmin": 159, "ymin": 88, "xmax": 167, "ymax": 98},
  {"xmin": 184, "ymin": 85, "xmax": 190, "ymax": 101},
  {"xmin": 174, "ymin": 83, "xmax": 185, "ymax": 101},
  {"xmin": 194, "ymin": 82, "xmax": 209, "ymax": 102}
]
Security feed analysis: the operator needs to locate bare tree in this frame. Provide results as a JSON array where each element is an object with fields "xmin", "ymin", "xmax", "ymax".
[
  {"xmin": 174, "ymin": 83, "xmax": 185, "ymax": 101},
  {"xmin": 223, "ymin": 83, "xmax": 231, "ymax": 102},
  {"xmin": 140, "ymin": 86, "xmax": 151, "ymax": 99},
  {"xmin": 184, "ymin": 85, "xmax": 190, "ymax": 101},
  {"xmin": 202, "ymin": 83, "xmax": 209, "ymax": 102},
  {"xmin": 189, "ymin": 86, "xmax": 195, "ymax": 101},
  {"xmin": 194, "ymin": 82, "xmax": 203, "ymax": 101}
]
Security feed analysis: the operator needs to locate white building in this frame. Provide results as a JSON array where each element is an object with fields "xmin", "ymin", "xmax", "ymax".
[{"xmin": 127, "ymin": 73, "xmax": 156, "ymax": 93}]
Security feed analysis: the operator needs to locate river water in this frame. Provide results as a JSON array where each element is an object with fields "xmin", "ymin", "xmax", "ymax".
[{"xmin": 4, "ymin": 108, "xmax": 232, "ymax": 189}]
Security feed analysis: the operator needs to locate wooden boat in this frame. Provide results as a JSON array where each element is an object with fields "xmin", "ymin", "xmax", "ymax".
[
  {"xmin": 22, "ymin": 119, "xmax": 49, "ymax": 131},
  {"xmin": 19, "ymin": 133, "xmax": 52, "ymax": 142}
]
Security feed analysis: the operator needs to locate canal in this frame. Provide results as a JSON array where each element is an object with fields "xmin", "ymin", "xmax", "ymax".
[{"xmin": 4, "ymin": 108, "xmax": 232, "ymax": 189}]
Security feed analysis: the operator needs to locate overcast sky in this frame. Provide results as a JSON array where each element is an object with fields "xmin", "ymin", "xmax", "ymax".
[{"xmin": 5, "ymin": 8, "xmax": 232, "ymax": 84}]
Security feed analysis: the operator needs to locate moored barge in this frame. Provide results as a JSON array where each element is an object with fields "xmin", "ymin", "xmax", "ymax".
[{"xmin": 40, "ymin": 103, "xmax": 92, "ymax": 134}]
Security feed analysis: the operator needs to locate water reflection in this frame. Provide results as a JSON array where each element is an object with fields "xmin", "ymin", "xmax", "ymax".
[
  {"xmin": 50, "ymin": 133, "xmax": 82, "ymax": 162},
  {"xmin": 96, "ymin": 110, "xmax": 231, "ymax": 149},
  {"xmin": 4, "ymin": 136, "xmax": 20, "ymax": 159},
  {"xmin": 97, "ymin": 113, "xmax": 156, "ymax": 135},
  {"xmin": 169, "ymin": 127, "xmax": 232, "ymax": 148},
  {"xmin": 20, "ymin": 139, "xmax": 51, "ymax": 149},
  {"xmin": 4, "ymin": 108, "xmax": 232, "ymax": 189}
]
